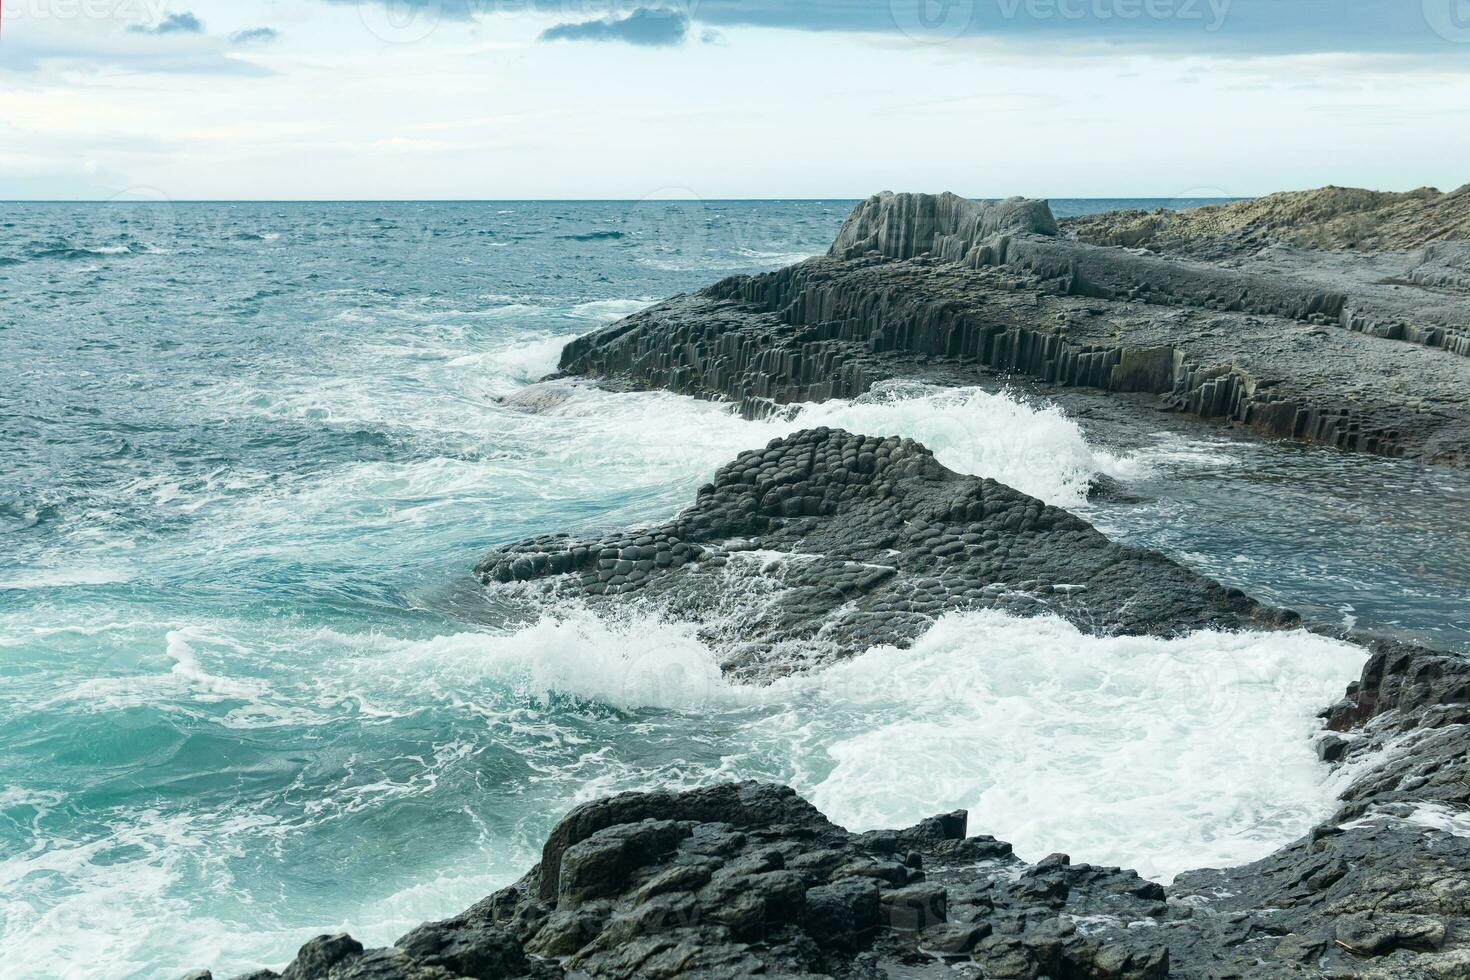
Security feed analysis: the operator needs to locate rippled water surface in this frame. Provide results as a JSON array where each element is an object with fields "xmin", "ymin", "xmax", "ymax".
[{"xmin": 1, "ymin": 200, "xmax": 1464, "ymax": 979}]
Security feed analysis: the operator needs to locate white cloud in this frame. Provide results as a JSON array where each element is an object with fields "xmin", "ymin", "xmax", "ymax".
[{"xmin": 2, "ymin": 1, "xmax": 1469, "ymax": 199}]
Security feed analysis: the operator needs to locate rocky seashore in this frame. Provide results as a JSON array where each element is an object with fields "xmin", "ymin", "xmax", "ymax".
[
  {"xmin": 191, "ymin": 628, "xmax": 1470, "ymax": 980},
  {"xmin": 557, "ymin": 190, "xmax": 1470, "ymax": 460},
  {"xmin": 194, "ymin": 192, "xmax": 1470, "ymax": 979}
]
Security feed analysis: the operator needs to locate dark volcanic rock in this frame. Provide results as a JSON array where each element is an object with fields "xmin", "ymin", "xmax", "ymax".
[
  {"xmin": 1320, "ymin": 641, "xmax": 1470, "ymax": 825},
  {"xmin": 202, "ymin": 761, "xmax": 1470, "ymax": 980},
  {"xmin": 557, "ymin": 193, "xmax": 1470, "ymax": 463},
  {"xmin": 473, "ymin": 427, "xmax": 1290, "ymax": 679},
  {"xmin": 828, "ymin": 190, "xmax": 1059, "ymax": 260}
]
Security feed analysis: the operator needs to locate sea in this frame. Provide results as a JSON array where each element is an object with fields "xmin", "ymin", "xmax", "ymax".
[{"xmin": 2, "ymin": 200, "xmax": 1468, "ymax": 979}]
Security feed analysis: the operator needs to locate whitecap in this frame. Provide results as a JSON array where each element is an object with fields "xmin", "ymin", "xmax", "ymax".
[
  {"xmin": 565, "ymin": 298, "xmax": 657, "ymax": 321},
  {"xmin": 312, "ymin": 605, "xmax": 1368, "ymax": 883},
  {"xmin": 0, "ymin": 568, "xmax": 132, "ymax": 590},
  {"xmin": 786, "ymin": 382, "xmax": 1138, "ymax": 508},
  {"xmin": 759, "ymin": 611, "xmax": 1367, "ymax": 882}
]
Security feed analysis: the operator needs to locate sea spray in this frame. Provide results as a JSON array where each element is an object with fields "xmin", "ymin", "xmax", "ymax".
[{"xmin": 306, "ymin": 605, "xmax": 1367, "ymax": 886}]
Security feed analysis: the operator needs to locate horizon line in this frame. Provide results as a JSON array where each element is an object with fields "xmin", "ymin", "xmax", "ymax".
[{"xmin": 0, "ymin": 195, "xmax": 1244, "ymax": 205}]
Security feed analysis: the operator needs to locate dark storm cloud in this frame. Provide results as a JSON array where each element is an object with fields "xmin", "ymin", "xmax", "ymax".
[
  {"xmin": 540, "ymin": 7, "xmax": 689, "ymax": 45},
  {"xmin": 128, "ymin": 12, "xmax": 206, "ymax": 35},
  {"xmin": 316, "ymin": 1, "xmax": 1470, "ymax": 57},
  {"xmin": 231, "ymin": 28, "xmax": 283, "ymax": 45}
]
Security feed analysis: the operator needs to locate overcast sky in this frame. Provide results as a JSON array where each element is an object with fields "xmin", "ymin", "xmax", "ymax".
[{"xmin": 3, "ymin": 0, "xmax": 1469, "ymax": 199}]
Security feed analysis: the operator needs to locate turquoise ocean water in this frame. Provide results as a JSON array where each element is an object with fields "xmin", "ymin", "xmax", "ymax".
[{"xmin": 2, "ymin": 200, "xmax": 1467, "ymax": 978}]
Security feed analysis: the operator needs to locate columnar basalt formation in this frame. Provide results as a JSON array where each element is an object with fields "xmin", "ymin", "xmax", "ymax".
[
  {"xmin": 560, "ymin": 241, "xmax": 1470, "ymax": 463},
  {"xmin": 473, "ymin": 428, "xmax": 1285, "ymax": 679},
  {"xmin": 827, "ymin": 190, "xmax": 1060, "ymax": 259},
  {"xmin": 824, "ymin": 192, "xmax": 1470, "ymax": 364},
  {"xmin": 558, "ymin": 193, "xmax": 1470, "ymax": 462},
  {"xmin": 1060, "ymin": 187, "xmax": 1470, "ymax": 358}
]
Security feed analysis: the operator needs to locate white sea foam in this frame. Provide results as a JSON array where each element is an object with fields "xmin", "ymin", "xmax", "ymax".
[
  {"xmin": 175, "ymin": 369, "xmax": 1206, "ymax": 595},
  {"xmin": 0, "ymin": 567, "xmax": 132, "ymax": 590},
  {"xmin": 1342, "ymin": 799, "xmax": 1470, "ymax": 838},
  {"xmin": 0, "ymin": 602, "xmax": 1370, "ymax": 979},
  {"xmin": 0, "ymin": 805, "xmax": 308, "ymax": 980},
  {"xmin": 736, "ymin": 246, "xmax": 821, "ymax": 265},
  {"xmin": 204, "ymin": 317, "xmax": 1192, "ymax": 524},
  {"xmin": 164, "ymin": 628, "xmax": 271, "ymax": 701},
  {"xmin": 762, "ymin": 612, "xmax": 1367, "ymax": 882},
  {"xmin": 317, "ymin": 607, "xmax": 1367, "ymax": 883},
  {"xmin": 521, "ymin": 379, "xmax": 1143, "ymax": 509},
  {"xmin": 1404, "ymin": 802, "xmax": 1470, "ymax": 837},
  {"xmin": 783, "ymin": 382, "xmax": 1141, "ymax": 507},
  {"xmin": 456, "ymin": 330, "xmax": 585, "ymax": 384},
  {"xmin": 566, "ymin": 298, "xmax": 657, "ymax": 321},
  {"xmin": 331, "ymin": 610, "xmax": 736, "ymax": 713}
]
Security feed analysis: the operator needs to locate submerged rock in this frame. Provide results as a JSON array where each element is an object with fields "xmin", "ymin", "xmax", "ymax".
[
  {"xmin": 474, "ymin": 427, "xmax": 1291, "ymax": 679},
  {"xmin": 496, "ymin": 381, "xmax": 582, "ymax": 415}
]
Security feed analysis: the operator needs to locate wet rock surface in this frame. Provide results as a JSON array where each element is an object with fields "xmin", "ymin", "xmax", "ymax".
[
  {"xmin": 193, "ymin": 486, "xmax": 1470, "ymax": 980},
  {"xmin": 202, "ymin": 704, "xmax": 1470, "ymax": 980},
  {"xmin": 473, "ymin": 427, "xmax": 1288, "ymax": 680},
  {"xmin": 557, "ymin": 193, "xmax": 1470, "ymax": 462}
]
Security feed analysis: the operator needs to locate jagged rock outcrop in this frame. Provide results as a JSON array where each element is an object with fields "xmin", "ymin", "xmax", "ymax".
[
  {"xmin": 190, "ymin": 453, "xmax": 1470, "ymax": 980},
  {"xmin": 1321, "ymin": 641, "xmax": 1470, "ymax": 826},
  {"xmin": 196, "ymin": 783, "xmax": 1184, "ymax": 980},
  {"xmin": 1062, "ymin": 183, "xmax": 1470, "ymax": 255},
  {"xmin": 474, "ymin": 428, "xmax": 1288, "ymax": 679},
  {"xmin": 827, "ymin": 194, "xmax": 1360, "ymax": 330},
  {"xmin": 828, "ymin": 191, "xmax": 1058, "ymax": 260},
  {"xmin": 1410, "ymin": 241, "xmax": 1470, "ymax": 293}
]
